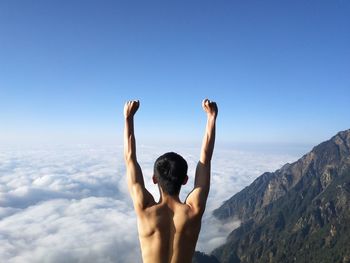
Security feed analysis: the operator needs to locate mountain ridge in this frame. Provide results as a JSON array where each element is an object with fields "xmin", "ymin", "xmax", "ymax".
[
  {"xmin": 193, "ymin": 129, "xmax": 350, "ymax": 263},
  {"xmin": 213, "ymin": 129, "xmax": 350, "ymax": 223}
]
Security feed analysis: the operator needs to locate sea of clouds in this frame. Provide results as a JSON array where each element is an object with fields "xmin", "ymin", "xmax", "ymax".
[{"xmin": 0, "ymin": 143, "xmax": 301, "ymax": 262}]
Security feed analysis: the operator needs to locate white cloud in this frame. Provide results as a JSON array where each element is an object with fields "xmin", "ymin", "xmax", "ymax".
[
  {"xmin": 0, "ymin": 197, "xmax": 139, "ymax": 263},
  {"xmin": 0, "ymin": 144, "xmax": 299, "ymax": 262}
]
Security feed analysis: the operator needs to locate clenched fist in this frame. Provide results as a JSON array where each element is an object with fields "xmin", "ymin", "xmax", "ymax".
[
  {"xmin": 124, "ymin": 100, "xmax": 140, "ymax": 119},
  {"xmin": 202, "ymin": 99, "xmax": 218, "ymax": 119}
]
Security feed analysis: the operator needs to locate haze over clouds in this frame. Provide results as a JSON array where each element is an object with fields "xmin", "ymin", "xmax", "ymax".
[{"xmin": 0, "ymin": 143, "xmax": 301, "ymax": 262}]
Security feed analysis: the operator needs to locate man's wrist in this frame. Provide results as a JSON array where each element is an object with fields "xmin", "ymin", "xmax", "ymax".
[{"xmin": 207, "ymin": 115, "xmax": 217, "ymax": 121}]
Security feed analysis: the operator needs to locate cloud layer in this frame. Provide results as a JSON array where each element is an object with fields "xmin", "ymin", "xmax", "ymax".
[{"xmin": 0, "ymin": 144, "xmax": 299, "ymax": 262}]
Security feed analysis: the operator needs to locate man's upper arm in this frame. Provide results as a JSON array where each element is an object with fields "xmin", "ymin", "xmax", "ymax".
[
  {"xmin": 126, "ymin": 160, "xmax": 155, "ymax": 212},
  {"xmin": 185, "ymin": 161, "xmax": 210, "ymax": 215}
]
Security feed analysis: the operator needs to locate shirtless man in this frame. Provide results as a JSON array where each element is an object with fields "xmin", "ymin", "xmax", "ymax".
[{"xmin": 124, "ymin": 99, "xmax": 218, "ymax": 263}]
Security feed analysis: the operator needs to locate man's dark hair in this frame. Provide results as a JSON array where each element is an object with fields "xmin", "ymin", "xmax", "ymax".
[{"xmin": 154, "ymin": 152, "xmax": 188, "ymax": 196}]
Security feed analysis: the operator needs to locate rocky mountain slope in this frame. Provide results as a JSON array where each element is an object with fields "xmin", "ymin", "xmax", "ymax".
[
  {"xmin": 213, "ymin": 129, "xmax": 350, "ymax": 223},
  {"xmin": 194, "ymin": 129, "xmax": 350, "ymax": 263}
]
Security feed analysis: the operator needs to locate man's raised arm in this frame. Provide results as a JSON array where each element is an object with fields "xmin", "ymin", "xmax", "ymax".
[
  {"xmin": 124, "ymin": 100, "xmax": 154, "ymax": 211},
  {"xmin": 186, "ymin": 99, "xmax": 218, "ymax": 214}
]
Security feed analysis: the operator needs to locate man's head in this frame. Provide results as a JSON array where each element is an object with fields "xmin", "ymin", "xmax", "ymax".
[{"xmin": 153, "ymin": 152, "xmax": 188, "ymax": 196}]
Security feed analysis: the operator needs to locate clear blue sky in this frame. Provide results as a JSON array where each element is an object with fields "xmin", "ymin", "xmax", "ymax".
[{"xmin": 1, "ymin": 0, "xmax": 349, "ymax": 145}]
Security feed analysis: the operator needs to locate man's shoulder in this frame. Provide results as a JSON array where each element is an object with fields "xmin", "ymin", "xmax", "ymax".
[{"xmin": 137, "ymin": 201, "xmax": 200, "ymax": 217}]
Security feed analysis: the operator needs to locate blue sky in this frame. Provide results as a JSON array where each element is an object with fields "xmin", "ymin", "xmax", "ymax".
[{"xmin": 1, "ymin": 0, "xmax": 349, "ymax": 146}]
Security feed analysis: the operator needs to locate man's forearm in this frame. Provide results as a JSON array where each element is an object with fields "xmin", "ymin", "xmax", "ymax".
[
  {"xmin": 124, "ymin": 117, "xmax": 137, "ymax": 162},
  {"xmin": 200, "ymin": 116, "xmax": 216, "ymax": 165}
]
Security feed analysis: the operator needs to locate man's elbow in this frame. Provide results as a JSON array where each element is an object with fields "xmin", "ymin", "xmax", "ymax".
[
  {"xmin": 124, "ymin": 153, "xmax": 136, "ymax": 163},
  {"xmin": 198, "ymin": 159, "xmax": 211, "ymax": 168}
]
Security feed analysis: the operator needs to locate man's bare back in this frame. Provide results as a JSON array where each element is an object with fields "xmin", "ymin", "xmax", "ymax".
[
  {"xmin": 124, "ymin": 99, "xmax": 218, "ymax": 263},
  {"xmin": 137, "ymin": 198, "xmax": 202, "ymax": 263}
]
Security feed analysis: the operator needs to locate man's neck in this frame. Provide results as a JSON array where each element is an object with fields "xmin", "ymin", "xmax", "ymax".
[{"xmin": 158, "ymin": 191, "xmax": 181, "ymax": 204}]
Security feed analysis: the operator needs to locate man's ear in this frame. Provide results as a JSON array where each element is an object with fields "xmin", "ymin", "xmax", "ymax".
[
  {"xmin": 152, "ymin": 175, "xmax": 158, "ymax": 184},
  {"xmin": 182, "ymin": 175, "xmax": 188, "ymax": 185}
]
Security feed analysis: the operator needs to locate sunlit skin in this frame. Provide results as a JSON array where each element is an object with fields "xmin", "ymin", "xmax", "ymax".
[{"xmin": 123, "ymin": 99, "xmax": 218, "ymax": 263}]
